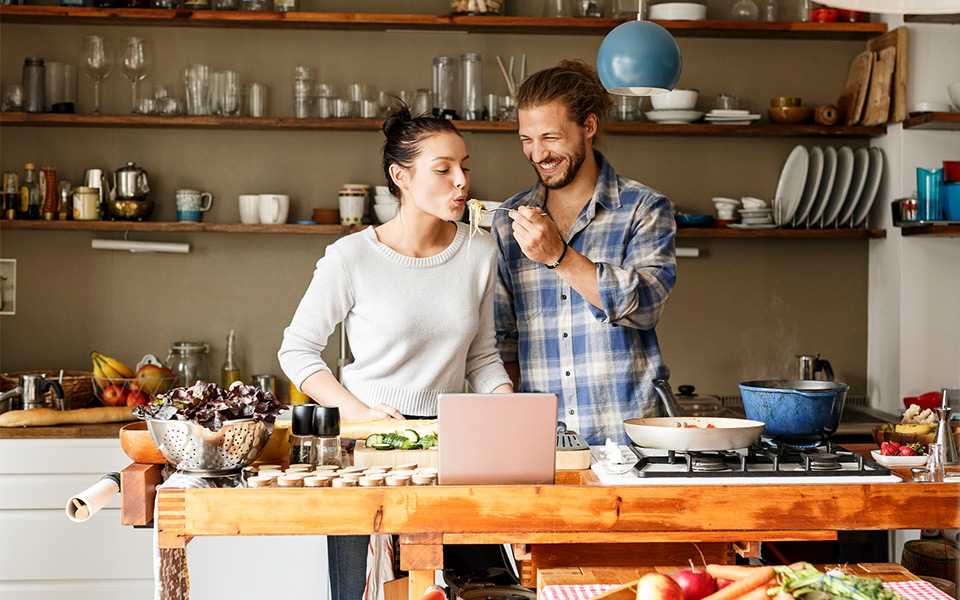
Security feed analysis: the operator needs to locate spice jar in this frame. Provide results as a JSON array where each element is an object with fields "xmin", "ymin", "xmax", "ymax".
[
  {"xmin": 358, "ymin": 475, "xmax": 384, "ymax": 487},
  {"xmin": 247, "ymin": 475, "xmax": 275, "ymax": 487},
  {"xmin": 305, "ymin": 475, "xmax": 332, "ymax": 488},
  {"xmin": 290, "ymin": 404, "xmax": 317, "ymax": 466},
  {"xmin": 331, "ymin": 478, "xmax": 357, "ymax": 488},
  {"xmin": 386, "ymin": 475, "xmax": 411, "ymax": 487},
  {"xmin": 278, "ymin": 474, "xmax": 305, "ymax": 487},
  {"xmin": 313, "ymin": 406, "xmax": 342, "ymax": 467}
]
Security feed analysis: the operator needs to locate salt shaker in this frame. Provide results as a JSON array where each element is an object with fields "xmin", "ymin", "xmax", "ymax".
[
  {"xmin": 934, "ymin": 388, "xmax": 958, "ymax": 466},
  {"xmin": 313, "ymin": 406, "xmax": 342, "ymax": 467}
]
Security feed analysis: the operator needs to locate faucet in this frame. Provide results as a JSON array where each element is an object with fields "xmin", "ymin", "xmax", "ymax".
[
  {"xmin": 0, "ymin": 374, "xmax": 65, "ymax": 414},
  {"xmin": 0, "ymin": 387, "xmax": 22, "ymax": 414}
]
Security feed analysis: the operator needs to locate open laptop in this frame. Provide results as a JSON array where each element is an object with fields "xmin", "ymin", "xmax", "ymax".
[{"xmin": 437, "ymin": 393, "xmax": 557, "ymax": 485}]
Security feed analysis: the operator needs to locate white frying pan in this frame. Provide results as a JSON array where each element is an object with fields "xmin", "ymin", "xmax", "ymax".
[{"xmin": 623, "ymin": 416, "xmax": 765, "ymax": 452}]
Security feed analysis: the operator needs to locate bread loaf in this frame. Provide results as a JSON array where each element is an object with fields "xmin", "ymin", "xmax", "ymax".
[{"xmin": 0, "ymin": 406, "xmax": 135, "ymax": 427}]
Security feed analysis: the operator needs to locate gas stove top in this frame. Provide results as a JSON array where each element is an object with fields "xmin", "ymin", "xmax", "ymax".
[{"xmin": 591, "ymin": 442, "xmax": 902, "ymax": 485}]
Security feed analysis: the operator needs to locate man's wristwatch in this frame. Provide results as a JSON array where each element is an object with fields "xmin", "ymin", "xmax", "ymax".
[{"xmin": 545, "ymin": 241, "xmax": 568, "ymax": 270}]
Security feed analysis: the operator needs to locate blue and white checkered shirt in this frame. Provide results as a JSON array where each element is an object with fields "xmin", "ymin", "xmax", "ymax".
[{"xmin": 492, "ymin": 152, "xmax": 677, "ymax": 444}]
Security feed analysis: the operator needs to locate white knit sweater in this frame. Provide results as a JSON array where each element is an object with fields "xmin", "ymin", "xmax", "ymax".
[{"xmin": 278, "ymin": 222, "xmax": 511, "ymax": 417}]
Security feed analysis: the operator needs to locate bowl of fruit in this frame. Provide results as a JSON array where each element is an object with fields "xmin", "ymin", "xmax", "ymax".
[
  {"xmin": 871, "ymin": 441, "xmax": 929, "ymax": 468},
  {"xmin": 91, "ymin": 352, "xmax": 175, "ymax": 408}
]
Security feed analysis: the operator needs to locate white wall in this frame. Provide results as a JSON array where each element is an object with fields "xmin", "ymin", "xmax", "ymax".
[{"xmin": 867, "ymin": 18, "xmax": 960, "ymax": 413}]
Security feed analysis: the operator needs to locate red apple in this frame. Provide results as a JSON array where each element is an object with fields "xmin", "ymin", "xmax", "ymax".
[
  {"xmin": 673, "ymin": 565, "xmax": 717, "ymax": 600},
  {"xmin": 636, "ymin": 573, "xmax": 685, "ymax": 600},
  {"xmin": 126, "ymin": 387, "xmax": 149, "ymax": 407},
  {"xmin": 136, "ymin": 364, "xmax": 173, "ymax": 396},
  {"xmin": 101, "ymin": 384, "xmax": 126, "ymax": 407}
]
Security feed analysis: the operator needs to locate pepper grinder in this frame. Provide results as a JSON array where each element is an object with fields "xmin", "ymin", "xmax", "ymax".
[
  {"xmin": 289, "ymin": 404, "xmax": 317, "ymax": 466},
  {"xmin": 934, "ymin": 388, "xmax": 958, "ymax": 466}
]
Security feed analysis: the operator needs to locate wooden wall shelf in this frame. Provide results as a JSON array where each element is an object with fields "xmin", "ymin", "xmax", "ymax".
[
  {"xmin": 0, "ymin": 113, "xmax": 886, "ymax": 138},
  {"xmin": 0, "ymin": 6, "xmax": 887, "ymax": 38},
  {"xmin": 902, "ymin": 112, "xmax": 960, "ymax": 131},
  {"xmin": 0, "ymin": 220, "xmax": 886, "ymax": 239},
  {"xmin": 904, "ymin": 13, "xmax": 960, "ymax": 24},
  {"xmin": 899, "ymin": 224, "xmax": 960, "ymax": 237}
]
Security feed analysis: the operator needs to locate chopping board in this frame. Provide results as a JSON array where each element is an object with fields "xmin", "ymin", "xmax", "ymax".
[
  {"xmin": 839, "ymin": 51, "xmax": 874, "ymax": 125},
  {"xmin": 867, "ymin": 26, "xmax": 908, "ymax": 124},
  {"xmin": 862, "ymin": 46, "xmax": 897, "ymax": 126},
  {"xmin": 353, "ymin": 440, "xmax": 438, "ymax": 468}
]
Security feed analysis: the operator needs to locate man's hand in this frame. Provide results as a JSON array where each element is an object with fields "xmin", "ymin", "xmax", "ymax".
[{"xmin": 510, "ymin": 206, "xmax": 565, "ymax": 266}]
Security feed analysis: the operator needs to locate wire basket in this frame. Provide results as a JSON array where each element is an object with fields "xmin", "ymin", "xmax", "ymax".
[
  {"xmin": 146, "ymin": 418, "xmax": 273, "ymax": 475},
  {"xmin": 91, "ymin": 375, "xmax": 176, "ymax": 407},
  {"xmin": 1, "ymin": 370, "xmax": 96, "ymax": 410}
]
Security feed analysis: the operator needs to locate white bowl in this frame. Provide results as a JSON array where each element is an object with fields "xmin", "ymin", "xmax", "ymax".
[
  {"xmin": 712, "ymin": 197, "xmax": 741, "ymax": 207},
  {"xmin": 374, "ymin": 193, "xmax": 399, "ymax": 205},
  {"xmin": 374, "ymin": 185, "xmax": 390, "ymax": 196},
  {"xmin": 648, "ymin": 2, "xmax": 708, "ymax": 20},
  {"xmin": 870, "ymin": 450, "xmax": 929, "ymax": 469},
  {"xmin": 477, "ymin": 201, "xmax": 502, "ymax": 228},
  {"xmin": 651, "ymin": 89, "xmax": 699, "ymax": 111},
  {"xmin": 949, "ymin": 82, "xmax": 960, "ymax": 111},
  {"xmin": 374, "ymin": 202, "xmax": 399, "ymax": 223},
  {"xmin": 741, "ymin": 196, "xmax": 768, "ymax": 209}
]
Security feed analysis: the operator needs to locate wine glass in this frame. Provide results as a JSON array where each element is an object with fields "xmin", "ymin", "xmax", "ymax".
[
  {"xmin": 121, "ymin": 37, "xmax": 152, "ymax": 114},
  {"xmin": 82, "ymin": 35, "xmax": 113, "ymax": 115}
]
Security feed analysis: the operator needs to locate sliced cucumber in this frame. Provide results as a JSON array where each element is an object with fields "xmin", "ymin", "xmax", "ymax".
[
  {"xmin": 399, "ymin": 429, "xmax": 420, "ymax": 443},
  {"xmin": 370, "ymin": 443, "xmax": 394, "ymax": 451},
  {"xmin": 365, "ymin": 434, "xmax": 385, "ymax": 447}
]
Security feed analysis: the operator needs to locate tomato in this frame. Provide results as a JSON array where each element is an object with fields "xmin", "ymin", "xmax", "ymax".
[{"xmin": 899, "ymin": 445, "xmax": 917, "ymax": 456}]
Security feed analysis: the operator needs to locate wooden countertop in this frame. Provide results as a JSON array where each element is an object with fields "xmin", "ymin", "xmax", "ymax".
[{"xmin": 0, "ymin": 421, "xmax": 127, "ymax": 439}]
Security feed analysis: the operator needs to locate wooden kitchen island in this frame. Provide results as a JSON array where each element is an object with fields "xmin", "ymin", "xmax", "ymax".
[{"xmin": 125, "ymin": 445, "xmax": 960, "ymax": 600}]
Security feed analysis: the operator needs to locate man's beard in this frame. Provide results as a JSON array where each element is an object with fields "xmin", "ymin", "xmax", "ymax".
[{"xmin": 535, "ymin": 141, "xmax": 587, "ymax": 190}]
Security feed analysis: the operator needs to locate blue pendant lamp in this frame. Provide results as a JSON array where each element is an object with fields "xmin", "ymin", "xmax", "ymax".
[{"xmin": 596, "ymin": 9, "xmax": 682, "ymax": 96}]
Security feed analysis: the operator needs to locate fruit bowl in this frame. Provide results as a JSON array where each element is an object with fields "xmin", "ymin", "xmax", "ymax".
[{"xmin": 92, "ymin": 375, "xmax": 176, "ymax": 408}]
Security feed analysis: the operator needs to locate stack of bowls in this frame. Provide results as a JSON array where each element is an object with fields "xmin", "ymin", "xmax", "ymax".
[
  {"xmin": 738, "ymin": 196, "xmax": 773, "ymax": 226},
  {"xmin": 374, "ymin": 185, "xmax": 400, "ymax": 223},
  {"xmin": 712, "ymin": 197, "xmax": 740, "ymax": 225}
]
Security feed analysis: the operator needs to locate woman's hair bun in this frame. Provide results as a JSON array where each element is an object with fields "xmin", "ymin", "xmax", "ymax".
[{"xmin": 382, "ymin": 101, "xmax": 413, "ymax": 136}]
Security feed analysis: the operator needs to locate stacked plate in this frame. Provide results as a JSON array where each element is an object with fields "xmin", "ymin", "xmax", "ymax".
[
  {"xmin": 645, "ymin": 110, "xmax": 703, "ymax": 124},
  {"xmin": 734, "ymin": 197, "xmax": 775, "ymax": 229},
  {"xmin": 705, "ymin": 109, "xmax": 762, "ymax": 126},
  {"xmin": 771, "ymin": 144, "xmax": 885, "ymax": 228}
]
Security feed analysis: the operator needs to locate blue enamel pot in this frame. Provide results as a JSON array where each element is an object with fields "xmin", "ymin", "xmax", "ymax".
[{"xmin": 738, "ymin": 380, "xmax": 848, "ymax": 448}]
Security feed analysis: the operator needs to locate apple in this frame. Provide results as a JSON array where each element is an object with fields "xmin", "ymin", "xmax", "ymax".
[
  {"xmin": 100, "ymin": 384, "xmax": 126, "ymax": 407},
  {"xmin": 126, "ymin": 382, "xmax": 149, "ymax": 407},
  {"xmin": 673, "ymin": 563, "xmax": 717, "ymax": 600},
  {"xmin": 136, "ymin": 364, "xmax": 173, "ymax": 396},
  {"xmin": 636, "ymin": 573, "xmax": 685, "ymax": 600}
]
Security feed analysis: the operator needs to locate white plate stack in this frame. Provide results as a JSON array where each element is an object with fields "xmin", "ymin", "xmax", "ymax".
[
  {"xmin": 704, "ymin": 109, "xmax": 762, "ymax": 125},
  {"xmin": 773, "ymin": 144, "xmax": 885, "ymax": 228}
]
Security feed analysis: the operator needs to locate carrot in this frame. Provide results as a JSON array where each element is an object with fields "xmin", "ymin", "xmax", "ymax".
[
  {"xmin": 706, "ymin": 565, "xmax": 764, "ymax": 581},
  {"xmin": 701, "ymin": 567, "xmax": 775, "ymax": 600}
]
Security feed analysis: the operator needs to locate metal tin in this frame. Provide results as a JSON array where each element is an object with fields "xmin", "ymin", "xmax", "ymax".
[
  {"xmin": 22, "ymin": 57, "xmax": 45, "ymax": 113},
  {"xmin": 252, "ymin": 373, "xmax": 277, "ymax": 396}
]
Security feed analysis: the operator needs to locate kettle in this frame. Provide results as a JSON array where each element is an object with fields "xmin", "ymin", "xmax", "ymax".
[
  {"xmin": 797, "ymin": 354, "xmax": 833, "ymax": 381},
  {"xmin": 0, "ymin": 373, "xmax": 66, "ymax": 413},
  {"xmin": 83, "ymin": 167, "xmax": 113, "ymax": 207},
  {"xmin": 114, "ymin": 162, "xmax": 150, "ymax": 200}
]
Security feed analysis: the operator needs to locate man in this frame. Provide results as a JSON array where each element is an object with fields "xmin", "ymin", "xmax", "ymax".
[{"xmin": 492, "ymin": 60, "xmax": 677, "ymax": 444}]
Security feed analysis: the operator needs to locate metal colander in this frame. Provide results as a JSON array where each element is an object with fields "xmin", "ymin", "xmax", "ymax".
[{"xmin": 146, "ymin": 418, "xmax": 273, "ymax": 475}]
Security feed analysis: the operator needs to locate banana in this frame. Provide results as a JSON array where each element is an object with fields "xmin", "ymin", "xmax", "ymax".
[{"xmin": 92, "ymin": 352, "xmax": 134, "ymax": 379}]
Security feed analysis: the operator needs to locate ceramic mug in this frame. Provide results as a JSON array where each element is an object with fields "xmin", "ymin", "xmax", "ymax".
[
  {"xmin": 238, "ymin": 194, "xmax": 260, "ymax": 224},
  {"xmin": 339, "ymin": 193, "xmax": 366, "ymax": 226},
  {"xmin": 259, "ymin": 194, "xmax": 290, "ymax": 224},
  {"xmin": 176, "ymin": 189, "xmax": 214, "ymax": 222}
]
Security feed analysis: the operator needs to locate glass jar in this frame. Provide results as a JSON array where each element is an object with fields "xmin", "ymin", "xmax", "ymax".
[
  {"xmin": 432, "ymin": 56, "xmax": 459, "ymax": 119},
  {"xmin": 166, "ymin": 341, "xmax": 210, "ymax": 387},
  {"xmin": 575, "ymin": 0, "xmax": 605, "ymax": 17},
  {"xmin": 730, "ymin": 0, "xmax": 759, "ymax": 20},
  {"xmin": 450, "ymin": 0, "xmax": 505, "ymax": 15},
  {"xmin": 290, "ymin": 404, "xmax": 317, "ymax": 465},
  {"xmin": 613, "ymin": 0, "xmax": 646, "ymax": 18},
  {"xmin": 460, "ymin": 53, "xmax": 483, "ymax": 121},
  {"xmin": 22, "ymin": 57, "xmax": 46, "ymax": 114},
  {"xmin": 314, "ymin": 406, "xmax": 342, "ymax": 467}
]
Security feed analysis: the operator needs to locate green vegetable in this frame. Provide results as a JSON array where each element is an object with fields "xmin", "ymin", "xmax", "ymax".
[
  {"xmin": 400, "ymin": 429, "xmax": 420, "ymax": 443},
  {"xmin": 768, "ymin": 564, "xmax": 903, "ymax": 600},
  {"xmin": 365, "ymin": 434, "xmax": 384, "ymax": 447},
  {"xmin": 364, "ymin": 429, "xmax": 438, "ymax": 450},
  {"xmin": 420, "ymin": 433, "xmax": 438, "ymax": 449}
]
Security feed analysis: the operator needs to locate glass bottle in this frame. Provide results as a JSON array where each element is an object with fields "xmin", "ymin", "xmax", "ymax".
[
  {"xmin": 290, "ymin": 404, "xmax": 317, "ymax": 466},
  {"xmin": 798, "ymin": 0, "xmax": 811, "ymax": 21},
  {"xmin": 2, "ymin": 172, "xmax": 18, "ymax": 221},
  {"xmin": 761, "ymin": 0, "xmax": 778, "ymax": 22},
  {"xmin": 19, "ymin": 163, "xmax": 40, "ymax": 220},
  {"xmin": 314, "ymin": 406, "xmax": 342, "ymax": 467},
  {"xmin": 460, "ymin": 53, "xmax": 483, "ymax": 121},
  {"xmin": 220, "ymin": 329, "xmax": 243, "ymax": 388},
  {"xmin": 166, "ymin": 341, "xmax": 210, "ymax": 387}
]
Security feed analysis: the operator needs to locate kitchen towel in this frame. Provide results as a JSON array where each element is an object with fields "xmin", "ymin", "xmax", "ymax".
[
  {"xmin": 65, "ymin": 472, "xmax": 120, "ymax": 523},
  {"xmin": 541, "ymin": 581, "xmax": 951, "ymax": 600}
]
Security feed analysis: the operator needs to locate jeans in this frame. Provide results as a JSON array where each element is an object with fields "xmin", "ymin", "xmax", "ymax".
[{"xmin": 328, "ymin": 535, "xmax": 369, "ymax": 600}]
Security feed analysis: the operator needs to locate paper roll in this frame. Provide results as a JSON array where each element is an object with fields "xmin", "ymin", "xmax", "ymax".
[{"xmin": 66, "ymin": 473, "xmax": 120, "ymax": 523}]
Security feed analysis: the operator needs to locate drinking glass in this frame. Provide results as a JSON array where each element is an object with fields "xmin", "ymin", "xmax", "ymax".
[
  {"xmin": 544, "ymin": 0, "xmax": 572, "ymax": 17},
  {"xmin": 184, "ymin": 64, "xmax": 211, "ymax": 116},
  {"xmin": 121, "ymin": 37, "xmax": 151, "ymax": 114},
  {"xmin": 82, "ymin": 35, "xmax": 113, "ymax": 115}
]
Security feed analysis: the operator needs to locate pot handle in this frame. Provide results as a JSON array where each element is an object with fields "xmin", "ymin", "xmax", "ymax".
[
  {"xmin": 653, "ymin": 379, "xmax": 682, "ymax": 418},
  {"xmin": 814, "ymin": 357, "xmax": 834, "ymax": 381}
]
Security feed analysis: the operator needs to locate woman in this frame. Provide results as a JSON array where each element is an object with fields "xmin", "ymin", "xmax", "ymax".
[{"xmin": 278, "ymin": 105, "xmax": 513, "ymax": 600}]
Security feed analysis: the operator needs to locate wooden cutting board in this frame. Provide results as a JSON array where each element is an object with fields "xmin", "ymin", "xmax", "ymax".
[
  {"xmin": 867, "ymin": 26, "xmax": 908, "ymax": 123},
  {"xmin": 353, "ymin": 441, "xmax": 438, "ymax": 468},
  {"xmin": 839, "ymin": 51, "xmax": 874, "ymax": 125},
  {"xmin": 862, "ymin": 46, "xmax": 897, "ymax": 126}
]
